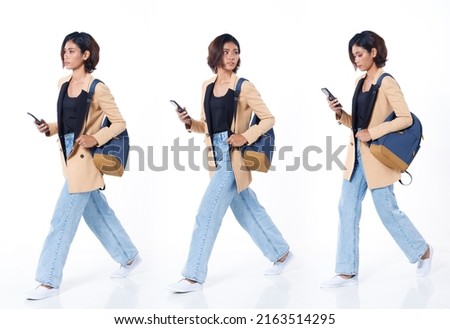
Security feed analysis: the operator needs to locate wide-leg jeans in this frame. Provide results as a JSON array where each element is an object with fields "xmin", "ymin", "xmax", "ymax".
[
  {"xmin": 182, "ymin": 131, "xmax": 289, "ymax": 283},
  {"xmin": 336, "ymin": 141, "xmax": 427, "ymax": 275},
  {"xmin": 35, "ymin": 133, "xmax": 138, "ymax": 288}
]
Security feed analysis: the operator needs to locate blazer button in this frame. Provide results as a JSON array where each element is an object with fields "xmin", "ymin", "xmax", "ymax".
[
  {"xmin": 206, "ymin": 133, "xmax": 210, "ymax": 137},
  {"xmin": 80, "ymin": 154, "xmax": 84, "ymax": 159},
  {"xmin": 206, "ymin": 146, "xmax": 212, "ymax": 152}
]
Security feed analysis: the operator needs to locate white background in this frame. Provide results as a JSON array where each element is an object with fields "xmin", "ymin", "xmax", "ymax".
[{"xmin": 0, "ymin": 0, "xmax": 449, "ymax": 325}]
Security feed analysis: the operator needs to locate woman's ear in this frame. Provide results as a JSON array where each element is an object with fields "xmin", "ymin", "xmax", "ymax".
[
  {"xmin": 83, "ymin": 50, "xmax": 91, "ymax": 61},
  {"xmin": 371, "ymin": 48, "xmax": 377, "ymax": 58}
]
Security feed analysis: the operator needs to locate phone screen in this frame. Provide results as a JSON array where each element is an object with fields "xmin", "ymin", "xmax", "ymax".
[
  {"xmin": 321, "ymin": 88, "xmax": 336, "ymax": 101},
  {"xmin": 170, "ymin": 100, "xmax": 184, "ymax": 113}
]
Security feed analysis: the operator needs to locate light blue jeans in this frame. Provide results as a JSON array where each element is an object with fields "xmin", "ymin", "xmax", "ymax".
[
  {"xmin": 182, "ymin": 131, "xmax": 289, "ymax": 283},
  {"xmin": 35, "ymin": 133, "xmax": 138, "ymax": 289},
  {"xmin": 336, "ymin": 140, "xmax": 427, "ymax": 275}
]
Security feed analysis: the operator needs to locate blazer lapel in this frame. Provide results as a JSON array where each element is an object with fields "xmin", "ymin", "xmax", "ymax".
[
  {"xmin": 57, "ymin": 81, "xmax": 69, "ymax": 160},
  {"xmin": 351, "ymin": 78, "xmax": 364, "ymax": 133},
  {"xmin": 204, "ymin": 82, "xmax": 214, "ymax": 134}
]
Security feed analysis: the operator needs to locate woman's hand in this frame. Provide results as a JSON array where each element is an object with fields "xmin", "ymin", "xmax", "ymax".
[
  {"xmin": 36, "ymin": 120, "xmax": 49, "ymax": 134},
  {"xmin": 355, "ymin": 129, "xmax": 372, "ymax": 142},
  {"xmin": 327, "ymin": 98, "xmax": 343, "ymax": 118},
  {"xmin": 228, "ymin": 134, "xmax": 248, "ymax": 147},
  {"xmin": 76, "ymin": 135, "xmax": 99, "ymax": 148},
  {"xmin": 176, "ymin": 108, "xmax": 192, "ymax": 126}
]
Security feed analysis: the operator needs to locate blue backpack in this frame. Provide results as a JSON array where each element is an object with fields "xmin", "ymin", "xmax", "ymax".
[
  {"xmin": 87, "ymin": 79, "xmax": 130, "ymax": 177},
  {"xmin": 233, "ymin": 78, "xmax": 275, "ymax": 173},
  {"xmin": 369, "ymin": 73, "xmax": 423, "ymax": 184}
]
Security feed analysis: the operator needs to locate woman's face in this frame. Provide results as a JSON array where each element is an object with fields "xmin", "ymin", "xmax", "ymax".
[
  {"xmin": 351, "ymin": 45, "xmax": 376, "ymax": 72},
  {"xmin": 63, "ymin": 40, "xmax": 88, "ymax": 71},
  {"xmin": 221, "ymin": 41, "xmax": 239, "ymax": 72}
]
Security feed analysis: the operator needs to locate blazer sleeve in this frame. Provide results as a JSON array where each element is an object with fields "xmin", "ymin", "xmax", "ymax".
[
  {"xmin": 46, "ymin": 122, "xmax": 58, "ymax": 137},
  {"xmin": 240, "ymin": 80, "xmax": 275, "ymax": 145},
  {"xmin": 186, "ymin": 79, "xmax": 209, "ymax": 134},
  {"xmin": 90, "ymin": 83, "xmax": 126, "ymax": 146},
  {"xmin": 189, "ymin": 118, "xmax": 207, "ymax": 133},
  {"xmin": 338, "ymin": 110, "xmax": 352, "ymax": 128},
  {"xmin": 368, "ymin": 76, "xmax": 412, "ymax": 140}
]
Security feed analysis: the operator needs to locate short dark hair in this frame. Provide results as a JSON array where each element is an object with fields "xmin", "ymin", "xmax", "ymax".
[
  {"xmin": 207, "ymin": 33, "xmax": 241, "ymax": 73},
  {"xmin": 60, "ymin": 32, "xmax": 100, "ymax": 73},
  {"xmin": 348, "ymin": 30, "xmax": 388, "ymax": 69}
]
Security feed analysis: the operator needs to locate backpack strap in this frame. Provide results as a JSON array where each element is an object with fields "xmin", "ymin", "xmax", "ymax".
[
  {"xmin": 234, "ymin": 77, "xmax": 247, "ymax": 98},
  {"xmin": 84, "ymin": 78, "xmax": 103, "ymax": 129},
  {"xmin": 232, "ymin": 77, "xmax": 248, "ymax": 134},
  {"xmin": 87, "ymin": 78, "xmax": 103, "ymax": 106},
  {"xmin": 375, "ymin": 72, "xmax": 393, "ymax": 87}
]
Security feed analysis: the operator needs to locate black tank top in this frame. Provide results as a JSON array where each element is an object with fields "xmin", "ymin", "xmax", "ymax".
[
  {"xmin": 62, "ymin": 92, "xmax": 79, "ymax": 134},
  {"xmin": 210, "ymin": 89, "xmax": 234, "ymax": 134}
]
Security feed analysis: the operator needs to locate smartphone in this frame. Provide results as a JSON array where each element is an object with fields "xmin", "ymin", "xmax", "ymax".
[
  {"xmin": 321, "ymin": 88, "xmax": 342, "ymax": 107},
  {"xmin": 170, "ymin": 100, "xmax": 185, "ymax": 113},
  {"xmin": 27, "ymin": 112, "xmax": 42, "ymax": 125},
  {"xmin": 170, "ymin": 99, "xmax": 191, "ymax": 119},
  {"xmin": 321, "ymin": 87, "xmax": 337, "ymax": 101}
]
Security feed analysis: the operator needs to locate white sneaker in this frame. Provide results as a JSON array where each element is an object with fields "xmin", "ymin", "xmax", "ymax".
[
  {"xmin": 265, "ymin": 252, "xmax": 294, "ymax": 276},
  {"xmin": 25, "ymin": 285, "xmax": 60, "ymax": 300},
  {"xmin": 417, "ymin": 245, "xmax": 434, "ymax": 277},
  {"xmin": 167, "ymin": 279, "xmax": 203, "ymax": 293},
  {"xmin": 320, "ymin": 275, "xmax": 358, "ymax": 288},
  {"xmin": 111, "ymin": 255, "xmax": 142, "ymax": 278}
]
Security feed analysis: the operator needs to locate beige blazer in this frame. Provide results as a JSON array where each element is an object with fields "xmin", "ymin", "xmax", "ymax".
[
  {"xmin": 188, "ymin": 73, "xmax": 275, "ymax": 192},
  {"xmin": 339, "ymin": 68, "xmax": 413, "ymax": 189},
  {"xmin": 46, "ymin": 74, "xmax": 126, "ymax": 193}
]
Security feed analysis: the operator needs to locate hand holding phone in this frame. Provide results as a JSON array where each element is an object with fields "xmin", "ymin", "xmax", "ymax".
[
  {"xmin": 27, "ymin": 112, "xmax": 42, "ymax": 125},
  {"xmin": 28, "ymin": 112, "xmax": 49, "ymax": 134},
  {"xmin": 321, "ymin": 88, "xmax": 342, "ymax": 108},
  {"xmin": 170, "ymin": 99, "xmax": 191, "ymax": 119},
  {"xmin": 170, "ymin": 100, "xmax": 185, "ymax": 113}
]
